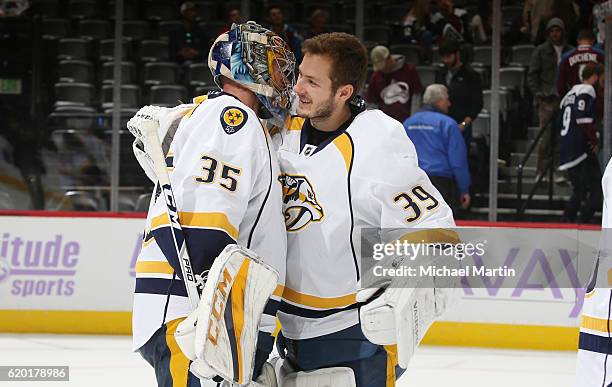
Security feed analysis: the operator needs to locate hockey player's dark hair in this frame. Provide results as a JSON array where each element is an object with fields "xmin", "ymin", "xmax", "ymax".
[
  {"xmin": 581, "ymin": 62, "xmax": 604, "ymax": 81},
  {"xmin": 301, "ymin": 32, "xmax": 368, "ymax": 99},
  {"xmin": 576, "ymin": 28, "xmax": 596, "ymax": 43}
]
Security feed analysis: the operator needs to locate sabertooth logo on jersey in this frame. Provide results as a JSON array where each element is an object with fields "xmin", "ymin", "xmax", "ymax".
[{"xmin": 278, "ymin": 174, "xmax": 324, "ymax": 232}]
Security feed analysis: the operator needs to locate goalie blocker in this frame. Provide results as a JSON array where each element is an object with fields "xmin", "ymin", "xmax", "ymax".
[{"xmin": 175, "ymin": 245, "xmax": 279, "ymax": 385}]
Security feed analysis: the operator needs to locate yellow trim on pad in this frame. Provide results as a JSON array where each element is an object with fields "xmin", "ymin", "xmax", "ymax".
[{"xmin": 231, "ymin": 259, "xmax": 250, "ymax": 384}]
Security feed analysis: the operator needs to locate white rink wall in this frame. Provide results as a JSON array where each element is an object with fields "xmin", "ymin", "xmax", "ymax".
[{"xmin": 0, "ymin": 214, "xmax": 594, "ymax": 350}]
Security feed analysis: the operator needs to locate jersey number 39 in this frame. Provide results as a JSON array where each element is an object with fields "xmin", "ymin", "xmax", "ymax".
[{"xmin": 393, "ymin": 185, "xmax": 439, "ymax": 223}]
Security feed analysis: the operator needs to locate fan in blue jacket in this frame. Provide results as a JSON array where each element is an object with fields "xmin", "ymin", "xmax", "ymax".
[{"xmin": 403, "ymin": 84, "xmax": 471, "ymax": 211}]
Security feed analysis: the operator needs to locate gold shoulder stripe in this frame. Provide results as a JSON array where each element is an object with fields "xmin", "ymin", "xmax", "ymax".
[
  {"xmin": 135, "ymin": 261, "xmax": 174, "ymax": 275},
  {"xmin": 332, "ymin": 133, "xmax": 353, "ymax": 173},
  {"xmin": 282, "ymin": 287, "xmax": 356, "ymax": 309},
  {"xmin": 398, "ymin": 228, "xmax": 460, "ymax": 245},
  {"xmin": 193, "ymin": 95, "xmax": 208, "ymax": 104},
  {"xmin": 185, "ymin": 95, "xmax": 208, "ymax": 118},
  {"xmin": 287, "ymin": 116, "xmax": 305, "ymax": 131},
  {"xmin": 151, "ymin": 212, "xmax": 239, "ymax": 240}
]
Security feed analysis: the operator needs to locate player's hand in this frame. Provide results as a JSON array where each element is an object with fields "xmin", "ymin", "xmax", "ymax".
[
  {"xmin": 591, "ymin": 143, "xmax": 599, "ymax": 154},
  {"xmin": 460, "ymin": 193, "xmax": 471, "ymax": 209}
]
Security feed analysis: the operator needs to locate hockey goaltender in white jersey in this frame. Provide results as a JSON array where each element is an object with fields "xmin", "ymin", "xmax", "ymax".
[
  {"xmin": 575, "ymin": 158, "xmax": 612, "ymax": 387},
  {"xmin": 131, "ymin": 91, "xmax": 287, "ymax": 378}
]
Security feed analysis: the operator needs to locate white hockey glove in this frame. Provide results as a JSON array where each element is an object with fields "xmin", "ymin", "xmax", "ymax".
[
  {"xmin": 127, "ymin": 104, "xmax": 194, "ymax": 183},
  {"xmin": 174, "ymin": 245, "xmax": 279, "ymax": 386},
  {"xmin": 357, "ymin": 250, "xmax": 461, "ymax": 369}
]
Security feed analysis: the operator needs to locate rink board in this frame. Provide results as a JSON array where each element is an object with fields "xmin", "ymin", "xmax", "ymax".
[{"xmin": 0, "ymin": 213, "xmax": 597, "ymax": 350}]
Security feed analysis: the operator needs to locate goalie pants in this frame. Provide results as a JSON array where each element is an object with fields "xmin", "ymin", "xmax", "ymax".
[
  {"xmin": 138, "ymin": 318, "xmax": 205, "ymax": 387},
  {"xmin": 279, "ymin": 324, "xmax": 406, "ymax": 387}
]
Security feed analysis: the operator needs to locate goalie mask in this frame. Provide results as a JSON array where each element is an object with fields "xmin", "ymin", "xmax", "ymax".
[{"xmin": 208, "ymin": 21, "xmax": 296, "ymax": 125}]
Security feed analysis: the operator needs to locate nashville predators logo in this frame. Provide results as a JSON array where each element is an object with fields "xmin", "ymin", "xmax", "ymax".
[
  {"xmin": 278, "ymin": 174, "xmax": 324, "ymax": 232},
  {"xmin": 220, "ymin": 106, "xmax": 248, "ymax": 134}
]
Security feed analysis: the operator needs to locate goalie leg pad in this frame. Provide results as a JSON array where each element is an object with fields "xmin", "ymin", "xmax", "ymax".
[
  {"xmin": 194, "ymin": 244, "xmax": 279, "ymax": 385},
  {"xmin": 277, "ymin": 361, "xmax": 356, "ymax": 387}
]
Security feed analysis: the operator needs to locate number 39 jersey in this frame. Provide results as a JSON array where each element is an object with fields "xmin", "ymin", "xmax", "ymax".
[
  {"xmin": 132, "ymin": 93, "xmax": 286, "ymax": 351},
  {"xmin": 559, "ymin": 84, "xmax": 597, "ymax": 171},
  {"xmin": 275, "ymin": 109, "xmax": 456, "ymax": 340}
]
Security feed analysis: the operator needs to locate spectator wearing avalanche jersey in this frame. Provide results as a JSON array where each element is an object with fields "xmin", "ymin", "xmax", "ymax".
[
  {"xmin": 558, "ymin": 63, "xmax": 603, "ymax": 223},
  {"xmin": 366, "ymin": 45, "xmax": 424, "ymax": 123},
  {"xmin": 557, "ymin": 28, "xmax": 604, "ymax": 97}
]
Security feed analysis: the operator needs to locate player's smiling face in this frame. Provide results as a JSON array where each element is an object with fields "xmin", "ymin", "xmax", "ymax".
[{"xmin": 293, "ymin": 53, "xmax": 336, "ymax": 120}]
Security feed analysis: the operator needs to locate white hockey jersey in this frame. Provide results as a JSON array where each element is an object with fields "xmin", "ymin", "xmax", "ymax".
[
  {"xmin": 132, "ymin": 93, "xmax": 287, "ymax": 352},
  {"xmin": 275, "ymin": 109, "xmax": 457, "ymax": 340},
  {"xmin": 575, "ymin": 158, "xmax": 612, "ymax": 387}
]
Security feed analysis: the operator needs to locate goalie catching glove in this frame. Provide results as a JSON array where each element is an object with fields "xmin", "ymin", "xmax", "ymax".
[
  {"xmin": 356, "ymin": 245, "xmax": 462, "ymax": 369},
  {"xmin": 126, "ymin": 104, "xmax": 194, "ymax": 183},
  {"xmin": 174, "ymin": 244, "xmax": 279, "ymax": 385}
]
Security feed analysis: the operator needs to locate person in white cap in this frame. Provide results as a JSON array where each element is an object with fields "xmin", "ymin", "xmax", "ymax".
[{"xmin": 366, "ymin": 45, "xmax": 423, "ymax": 123}]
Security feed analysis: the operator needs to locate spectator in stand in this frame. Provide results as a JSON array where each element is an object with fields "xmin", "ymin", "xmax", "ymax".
[
  {"xmin": 169, "ymin": 2, "xmax": 212, "ymax": 64},
  {"xmin": 437, "ymin": 39, "xmax": 483, "ymax": 150},
  {"xmin": 527, "ymin": 17, "xmax": 573, "ymax": 181},
  {"xmin": 217, "ymin": 6, "xmax": 243, "ymax": 35},
  {"xmin": 522, "ymin": 0, "xmax": 579, "ymax": 44},
  {"xmin": 403, "ymin": 84, "xmax": 470, "ymax": 213},
  {"xmin": 559, "ymin": 63, "xmax": 603, "ymax": 223},
  {"xmin": 522, "ymin": 0, "xmax": 555, "ymax": 43},
  {"xmin": 557, "ymin": 28, "xmax": 604, "ymax": 97},
  {"xmin": 469, "ymin": 0, "xmax": 492, "ymax": 44},
  {"xmin": 267, "ymin": 5, "xmax": 303, "ymax": 63},
  {"xmin": 402, "ymin": 0, "xmax": 434, "ymax": 59},
  {"xmin": 366, "ymin": 45, "xmax": 423, "ymax": 123},
  {"xmin": 304, "ymin": 8, "xmax": 330, "ymax": 39},
  {"xmin": 430, "ymin": 0, "xmax": 472, "ymax": 43}
]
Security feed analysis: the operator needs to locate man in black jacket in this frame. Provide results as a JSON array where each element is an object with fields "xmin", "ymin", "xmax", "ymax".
[{"xmin": 438, "ymin": 39, "xmax": 483, "ymax": 149}]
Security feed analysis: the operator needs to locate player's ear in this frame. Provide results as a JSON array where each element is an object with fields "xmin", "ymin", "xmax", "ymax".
[{"xmin": 336, "ymin": 84, "xmax": 354, "ymax": 103}]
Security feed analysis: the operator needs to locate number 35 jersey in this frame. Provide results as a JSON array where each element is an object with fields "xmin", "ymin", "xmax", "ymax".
[
  {"xmin": 132, "ymin": 93, "xmax": 286, "ymax": 351},
  {"xmin": 276, "ymin": 109, "xmax": 456, "ymax": 340}
]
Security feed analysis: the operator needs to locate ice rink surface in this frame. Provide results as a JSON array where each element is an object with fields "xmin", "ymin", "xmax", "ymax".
[{"xmin": 0, "ymin": 334, "xmax": 577, "ymax": 386}]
